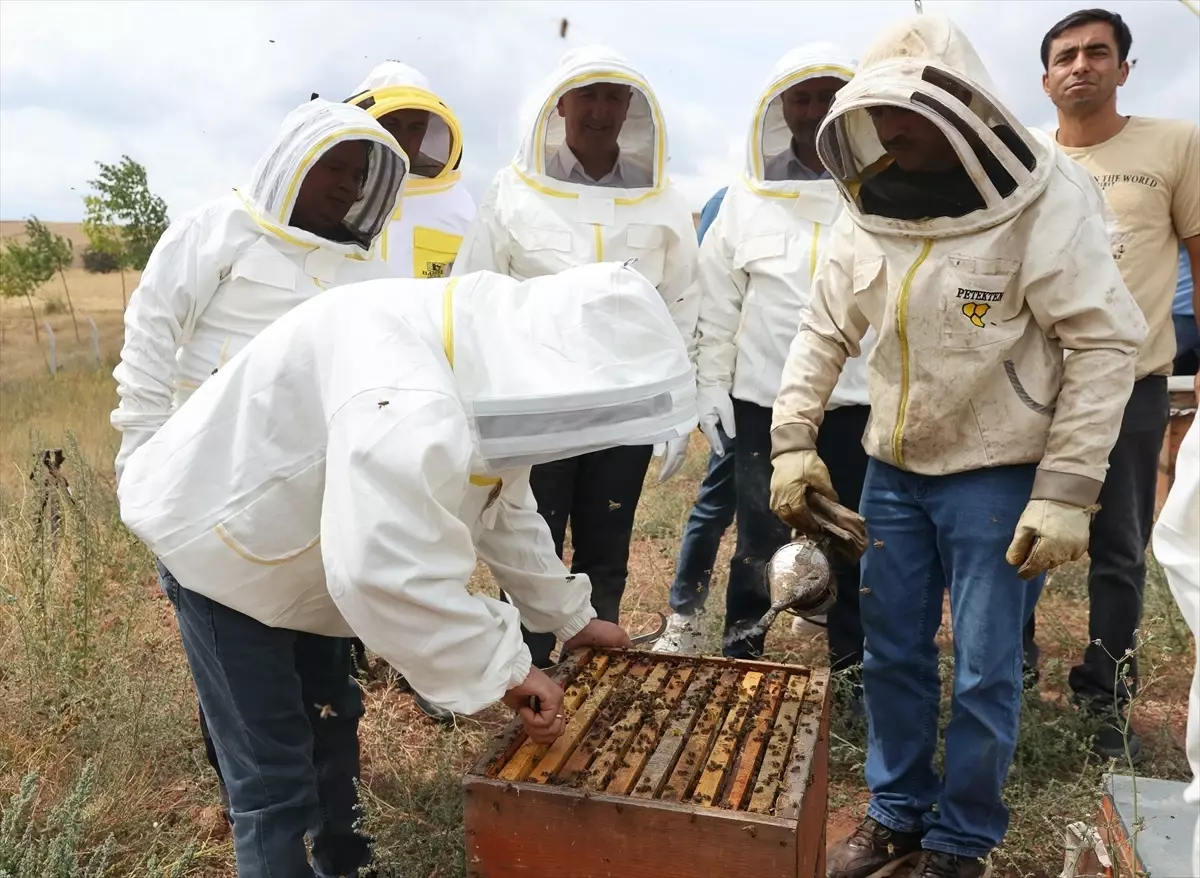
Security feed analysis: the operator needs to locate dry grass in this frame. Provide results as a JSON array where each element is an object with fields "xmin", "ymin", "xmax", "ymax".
[{"xmin": 0, "ymin": 257, "xmax": 1192, "ymax": 875}]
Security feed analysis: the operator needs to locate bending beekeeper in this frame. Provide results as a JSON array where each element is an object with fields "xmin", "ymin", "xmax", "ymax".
[
  {"xmin": 662, "ymin": 44, "xmax": 872, "ymax": 681},
  {"xmin": 768, "ymin": 16, "xmax": 1146, "ymax": 878},
  {"xmin": 110, "ymin": 98, "xmax": 407, "ymax": 851},
  {"xmin": 346, "ymin": 61, "xmax": 477, "ymax": 278},
  {"xmin": 117, "ymin": 260, "xmax": 695, "ymax": 878},
  {"xmin": 454, "ymin": 46, "xmax": 700, "ymax": 669}
]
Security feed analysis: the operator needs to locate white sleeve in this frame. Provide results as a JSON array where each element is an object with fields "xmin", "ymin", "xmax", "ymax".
[
  {"xmin": 320, "ymin": 388, "xmax": 532, "ymax": 715},
  {"xmin": 474, "ymin": 469, "xmax": 597, "ymax": 638},
  {"xmin": 451, "ymin": 176, "xmax": 509, "ymax": 277},
  {"xmin": 110, "ymin": 210, "xmax": 222, "ymax": 482},
  {"xmin": 657, "ymin": 211, "xmax": 702, "ymax": 361},
  {"xmin": 694, "ymin": 206, "xmax": 745, "ymax": 392}
]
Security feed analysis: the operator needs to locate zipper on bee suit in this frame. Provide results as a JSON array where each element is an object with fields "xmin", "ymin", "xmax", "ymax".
[
  {"xmin": 593, "ymin": 224, "xmax": 603, "ymax": 262},
  {"xmin": 891, "ymin": 239, "xmax": 933, "ymax": 469}
]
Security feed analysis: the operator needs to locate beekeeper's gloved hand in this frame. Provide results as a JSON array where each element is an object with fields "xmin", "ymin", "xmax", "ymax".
[
  {"xmin": 654, "ymin": 436, "xmax": 689, "ymax": 483},
  {"xmin": 770, "ymin": 449, "xmax": 837, "ymax": 536},
  {"xmin": 696, "ymin": 385, "xmax": 737, "ymax": 457},
  {"xmin": 1005, "ymin": 499, "xmax": 1096, "ymax": 580}
]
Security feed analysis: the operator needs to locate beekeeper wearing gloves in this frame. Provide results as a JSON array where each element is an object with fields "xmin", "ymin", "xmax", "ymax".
[
  {"xmin": 454, "ymin": 46, "xmax": 700, "ymax": 668},
  {"xmin": 345, "ymin": 61, "xmax": 476, "ymax": 278},
  {"xmin": 118, "ymin": 260, "xmax": 695, "ymax": 878},
  {"xmin": 768, "ymin": 16, "xmax": 1146, "ymax": 878},
  {"xmin": 670, "ymin": 44, "xmax": 872, "ymax": 673},
  {"xmin": 110, "ymin": 97, "xmax": 407, "ymax": 839}
]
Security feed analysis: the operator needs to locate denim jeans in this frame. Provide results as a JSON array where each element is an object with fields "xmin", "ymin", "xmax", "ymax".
[
  {"xmin": 158, "ymin": 563, "xmax": 370, "ymax": 878},
  {"xmin": 723, "ymin": 401, "xmax": 870, "ymax": 664},
  {"xmin": 859, "ymin": 460, "xmax": 1043, "ymax": 859},
  {"xmin": 667, "ymin": 427, "xmax": 737, "ymax": 615}
]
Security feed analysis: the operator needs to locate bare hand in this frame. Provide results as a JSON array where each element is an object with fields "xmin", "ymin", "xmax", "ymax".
[
  {"xmin": 502, "ymin": 667, "xmax": 565, "ymax": 745},
  {"xmin": 562, "ymin": 619, "xmax": 633, "ymax": 654}
]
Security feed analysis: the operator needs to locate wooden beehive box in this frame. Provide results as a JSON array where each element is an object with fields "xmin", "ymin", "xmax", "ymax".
[{"xmin": 463, "ymin": 648, "xmax": 830, "ymax": 878}]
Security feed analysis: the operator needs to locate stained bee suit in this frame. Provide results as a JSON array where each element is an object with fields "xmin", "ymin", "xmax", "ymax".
[
  {"xmin": 346, "ymin": 62, "xmax": 477, "ymax": 278},
  {"xmin": 693, "ymin": 43, "xmax": 873, "ymax": 662},
  {"xmin": 453, "ymin": 46, "xmax": 700, "ymax": 666},
  {"xmin": 111, "ymin": 100, "xmax": 408, "ymax": 483},
  {"xmin": 768, "ymin": 16, "xmax": 1146, "ymax": 871},
  {"xmin": 118, "ymin": 261, "xmax": 696, "ymax": 713}
]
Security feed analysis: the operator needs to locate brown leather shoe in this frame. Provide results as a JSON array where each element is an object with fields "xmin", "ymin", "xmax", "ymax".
[
  {"xmin": 910, "ymin": 850, "xmax": 991, "ymax": 877},
  {"xmin": 827, "ymin": 817, "xmax": 924, "ymax": 878}
]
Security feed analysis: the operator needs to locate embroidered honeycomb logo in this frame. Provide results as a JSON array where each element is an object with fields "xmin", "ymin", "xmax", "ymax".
[{"xmin": 962, "ymin": 302, "xmax": 989, "ymax": 328}]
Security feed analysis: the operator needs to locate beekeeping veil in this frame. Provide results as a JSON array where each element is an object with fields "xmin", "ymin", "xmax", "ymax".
[
  {"xmin": 816, "ymin": 15, "xmax": 1054, "ymax": 237},
  {"xmin": 445, "ymin": 261, "xmax": 697, "ymax": 471},
  {"xmin": 346, "ymin": 62, "xmax": 464, "ymax": 184},
  {"xmin": 515, "ymin": 45, "xmax": 665, "ymax": 192},
  {"xmin": 243, "ymin": 99, "xmax": 407, "ymax": 250}
]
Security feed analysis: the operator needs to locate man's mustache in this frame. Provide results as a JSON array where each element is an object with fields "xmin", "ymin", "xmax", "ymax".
[{"xmin": 882, "ymin": 136, "xmax": 913, "ymax": 151}]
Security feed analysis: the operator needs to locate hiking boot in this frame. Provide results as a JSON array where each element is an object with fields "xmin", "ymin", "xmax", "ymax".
[
  {"xmin": 652, "ymin": 611, "xmax": 704, "ymax": 654},
  {"xmin": 911, "ymin": 850, "xmax": 991, "ymax": 878},
  {"xmin": 1091, "ymin": 720, "xmax": 1143, "ymax": 764},
  {"xmin": 827, "ymin": 816, "xmax": 923, "ymax": 878}
]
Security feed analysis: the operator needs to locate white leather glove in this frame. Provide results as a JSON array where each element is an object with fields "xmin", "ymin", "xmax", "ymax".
[
  {"xmin": 1005, "ymin": 499, "xmax": 1095, "ymax": 580},
  {"xmin": 696, "ymin": 385, "xmax": 737, "ymax": 457},
  {"xmin": 769, "ymin": 449, "xmax": 837, "ymax": 535},
  {"xmin": 654, "ymin": 436, "xmax": 689, "ymax": 484}
]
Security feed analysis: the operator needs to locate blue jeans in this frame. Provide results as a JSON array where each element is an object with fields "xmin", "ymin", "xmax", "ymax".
[
  {"xmin": 158, "ymin": 563, "xmax": 370, "ymax": 877},
  {"xmin": 859, "ymin": 460, "xmax": 1043, "ymax": 859},
  {"xmin": 1175, "ymin": 313, "xmax": 1200, "ymax": 359},
  {"xmin": 667, "ymin": 427, "xmax": 737, "ymax": 615}
]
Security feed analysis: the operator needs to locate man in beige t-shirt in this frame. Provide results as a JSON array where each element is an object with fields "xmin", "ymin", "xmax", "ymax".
[{"xmin": 1040, "ymin": 7, "xmax": 1200, "ymax": 762}]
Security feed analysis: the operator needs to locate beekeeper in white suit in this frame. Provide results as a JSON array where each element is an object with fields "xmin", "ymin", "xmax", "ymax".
[
  {"xmin": 110, "ymin": 97, "xmax": 406, "ymax": 864},
  {"xmin": 662, "ymin": 44, "xmax": 874, "ymax": 676},
  {"xmin": 345, "ymin": 61, "xmax": 476, "ymax": 278},
  {"xmin": 1151, "ymin": 397, "xmax": 1199, "ymax": 877},
  {"xmin": 118, "ymin": 260, "xmax": 695, "ymax": 878},
  {"xmin": 767, "ymin": 16, "xmax": 1146, "ymax": 878},
  {"xmin": 454, "ymin": 46, "xmax": 700, "ymax": 669}
]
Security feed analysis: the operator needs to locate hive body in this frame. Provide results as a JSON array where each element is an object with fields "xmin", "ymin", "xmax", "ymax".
[{"xmin": 463, "ymin": 649, "xmax": 830, "ymax": 877}]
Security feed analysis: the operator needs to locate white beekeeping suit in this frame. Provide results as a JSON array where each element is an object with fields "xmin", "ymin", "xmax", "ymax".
[
  {"xmin": 347, "ymin": 62, "xmax": 477, "ymax": 278},
  {"xmin": 695, "ymin": 43, "xmax": 871, "ymax": 452},
  {"xmin": 1151, "ymin": 417, "xmax": 1200, "ymax": 876},
  {"xmin": 454, "ymin": 45, "xmax": 699, "ymax": 354},
  {"xmin": 774, "ymin": 17, "xmax": 1146, "ymax": 500},
  {"xmin": 111, "ymin": 100, "xmax": 407, "ymax": 482},
  {"xmin": 117, "ymin": 261, "xmax": 697, "ymax": 714}
]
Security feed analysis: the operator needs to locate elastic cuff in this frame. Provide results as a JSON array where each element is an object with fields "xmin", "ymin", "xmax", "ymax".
[
  {"xmin": 506, "ymin": 644, "xmax": 534, "ymax": 690},
  {"xmin": 770, "ymin": 422, "xmax": 817, "ymax": 458},
  {"xmin": 553, "ymin": 604, "xmax": 597, "ymax": 644},
  {"xmin": 1030, "ymin": 468, "xmax": 1102, "ymax": 506}
]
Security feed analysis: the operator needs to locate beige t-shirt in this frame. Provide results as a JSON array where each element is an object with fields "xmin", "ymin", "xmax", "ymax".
[{"xmin": 1059, "ymin": 117, "xmax": 1200, "ymax": 377}]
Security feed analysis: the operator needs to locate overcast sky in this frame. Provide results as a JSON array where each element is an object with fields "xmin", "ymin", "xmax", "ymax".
[{"xmin": 1, "ymin": 0, "xmax": 1197, "ymax": 222}]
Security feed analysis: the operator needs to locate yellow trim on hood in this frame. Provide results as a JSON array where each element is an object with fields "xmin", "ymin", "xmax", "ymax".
[
  {"xmin": 530, "ymin": 69, "xmax": 667, "ymax": 194},
  {"xmin": 351, "ymin": 86, "xmax": 464, "ymax": 182},
  {"xmin": 399, "ymin": 171, "xmax": 462, "ymax": 201},
  {"xmin": 278, "ymin": 126, "xmax": 397, "ymax": 226},
  {"xmin": 511, "ymin": 163, "xmax": 661, "ymax": 206},
  {"xmin": 750, "ymin": 64, "xmax": 855, "ymax": 182}
]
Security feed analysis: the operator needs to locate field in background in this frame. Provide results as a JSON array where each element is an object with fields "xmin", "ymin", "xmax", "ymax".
[{"xmin": 0, "ymin": 225, "xmax": 1193, "ymax": 876}]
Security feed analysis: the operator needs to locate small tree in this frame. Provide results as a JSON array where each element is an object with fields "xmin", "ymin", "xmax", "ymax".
[
  {"xmin": 0, "ymin": 241, "xmax": 42, "ymax": 343},
  {"xmin": 23, "ymin": 217, "xmax": 79, "ymax": 341},
  {"xmin": 81, "ymin": 156, "xmax": 169, "ymax": 308}
]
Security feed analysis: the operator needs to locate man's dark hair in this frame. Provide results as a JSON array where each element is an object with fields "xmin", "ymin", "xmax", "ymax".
[{"xmin": 1040, "ymin": 9, "xmax": 1133, "ymax": 70}]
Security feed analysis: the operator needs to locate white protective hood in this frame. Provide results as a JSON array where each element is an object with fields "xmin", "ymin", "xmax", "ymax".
[
  {"xmin": 347, "ymin": 61, "xmax": 464, "ymax": 187},
  {"xmin": 514, "ymin": 45, "xmax": 665, "ymax": 193},
  {"xmin": 745, "ymin": 43, "xmax": 857, "ymax": 188},
  {"xmin": 242, "ymin": 99, "xmax": 407, "ymax": 250},
  {"xmin": 815, "ymin": 15, "xmax": 1054, "ymax": 238},
  {"xmin": 449, "ymin": 261, "xmax": 697, "ymax": 470}
]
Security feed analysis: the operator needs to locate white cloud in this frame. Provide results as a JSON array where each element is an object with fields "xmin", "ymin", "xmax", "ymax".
[{"xmin": 1, "ymin": 0, "xmax": 1196, "ymax": 220}]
